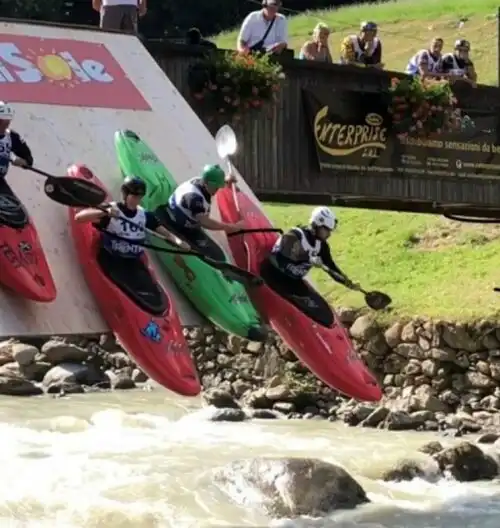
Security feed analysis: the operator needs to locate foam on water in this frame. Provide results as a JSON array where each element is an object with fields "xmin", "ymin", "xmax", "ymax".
[{"xmin": 0, "ymin": 399, "xmax": 499, "ymax": 527}]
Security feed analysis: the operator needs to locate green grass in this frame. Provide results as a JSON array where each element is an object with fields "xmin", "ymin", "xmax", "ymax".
[
  {"xmin": 263, "ymin": 204, "xmax": 500, "ymax": 321},
  {"xmin": 215, "ymin": 0, "xmax": 500, "ymax": 319},
  {"xmin": 215, "ymin": 0, "xmax": 498, "ymax": 84}
]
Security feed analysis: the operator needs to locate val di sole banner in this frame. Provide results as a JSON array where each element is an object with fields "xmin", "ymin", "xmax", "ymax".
[{"xmin": 302, "ymin": 88, "xmax": 500, "ymax": 181}]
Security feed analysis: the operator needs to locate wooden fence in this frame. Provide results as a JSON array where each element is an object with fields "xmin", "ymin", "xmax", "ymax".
[{"xmin": 147, "ymin": 40, "xmax": 500, "ymax": 217}]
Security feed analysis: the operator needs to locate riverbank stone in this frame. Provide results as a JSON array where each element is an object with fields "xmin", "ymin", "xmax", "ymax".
[{"xmin": 3, "ymin": 314, "xmax": 500, "ymax": 440}]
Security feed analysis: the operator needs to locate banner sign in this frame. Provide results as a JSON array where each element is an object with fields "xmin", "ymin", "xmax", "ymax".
[
  {"xmin": 302, "ymin": 89, "xmax": 500, "ymax": 180},
  {"xmin": 0, "ymin": 34, "xmax": 151, "ymax": 110}
]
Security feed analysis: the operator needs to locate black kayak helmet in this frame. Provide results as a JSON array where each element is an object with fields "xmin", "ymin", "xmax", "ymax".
[
  {"xmin": 121, "ymin": 177, "xmax": 146, "ymax": 196},
  {"xmin": 455, "ymin": 39, "xmax": 470, "ymax": 51}
]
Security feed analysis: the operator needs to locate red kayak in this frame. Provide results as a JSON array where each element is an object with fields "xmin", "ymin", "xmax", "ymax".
[
  {"xmin": 217, "ymin": 187, "xmax": 382, "ymax": 402},
  {"xmin": 67, "ymin": 164, "xmax": 200, "ymax": 397},
  {"xmin": 0, "ymin": 186, "xmax": 56, "ymax": 302}
]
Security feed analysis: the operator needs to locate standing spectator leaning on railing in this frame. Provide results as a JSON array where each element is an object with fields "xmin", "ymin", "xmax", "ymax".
[
  {"xmin": 340, "ymin": 21, "xmax": 383, "ymax": 68},
  {"xmin": 299, "ymin": 23, "xmax": 332, "ymax": 63},
  {"xmin": 92, "ymin": 0, "xmax": 146, "ymax": 33},
  {"xmin": 237, "ymin": 0, "xmax": 288, "ymax": 56}
]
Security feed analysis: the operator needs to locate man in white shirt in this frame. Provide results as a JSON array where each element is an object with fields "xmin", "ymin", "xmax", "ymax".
[
  {"xmin": 237, "ymin": 0, "xmax": 288, "ymax": 55},
  {"xmin": 92, "ymin": 0, "xmax": 146, "ymax": 33}
]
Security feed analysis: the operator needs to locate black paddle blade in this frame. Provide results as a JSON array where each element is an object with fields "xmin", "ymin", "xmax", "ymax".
[
  {"xmin": 364, "ymin": 291, "xmax": 392, "ymax": 310},
  {"xmin": 44, "ymin": 178, "xmax": 106, "ymax": 208},
  {"xmin": 494, "ymin": 287, "xmax": 500, "ymax": 292}
]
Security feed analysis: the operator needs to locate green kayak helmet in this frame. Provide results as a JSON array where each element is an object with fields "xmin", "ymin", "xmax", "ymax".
[{"xmin": 201, "ymin": 164, "xmax": 225, "ymax": 190}]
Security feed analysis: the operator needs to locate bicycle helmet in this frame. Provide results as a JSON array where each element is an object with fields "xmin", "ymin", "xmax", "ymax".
[
  {"xmin": 121, "ymin": 177, "xmax": 146, "ymax": 195},
  {"xmin": 309, "ymin": 206, "xmax": 337, "ymax": 230},
  {"xmin": 201, "ymin": 164, "xmax": 225, "ymax": 189}
]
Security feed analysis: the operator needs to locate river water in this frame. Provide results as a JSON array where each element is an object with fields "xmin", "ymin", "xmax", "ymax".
[{"xmin": 1, "ymin": 388, "xmax": 500, "ymax": 528}]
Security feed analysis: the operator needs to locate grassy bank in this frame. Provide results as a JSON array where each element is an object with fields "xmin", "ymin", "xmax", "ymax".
[
  {"xmin": 264, "ymin": 204, "xmax": 500, "ymax": 321},
  {"xmin": 215, "ymin": 0, "xmax": 498, "ymax": 84}
]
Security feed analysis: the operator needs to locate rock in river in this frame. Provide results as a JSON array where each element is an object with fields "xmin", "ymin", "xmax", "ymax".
[{"xmin": 215, "ymin": 457, "xmax": 369, "ymax": 517}]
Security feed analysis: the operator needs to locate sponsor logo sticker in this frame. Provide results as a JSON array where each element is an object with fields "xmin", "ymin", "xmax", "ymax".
[
  {"xmin": 0, "ymin": 34, "xmax": 150, "ymax": 110},
  {"xmin": 141, "ymin": 320, "xmax": 162, "ymax": 343}
]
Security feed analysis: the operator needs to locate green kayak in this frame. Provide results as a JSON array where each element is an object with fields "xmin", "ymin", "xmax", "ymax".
[{"xmin": 114, "ymin": 129, "xmax": 267, "ymax": 341}]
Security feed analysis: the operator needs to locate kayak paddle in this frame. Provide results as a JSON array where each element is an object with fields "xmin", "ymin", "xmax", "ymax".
[
  {"xmin": 96, "ymin": 228, "xmax": 262, "ymax": 287},
  {"xmin": 215, "ymin": 125, "xmax": 284, "ymax": 234},
  {"xmin": 27, "ymin": 166, "xmax": 107, "ymax": 207},
  {"xmin": 99, "ymin": 207, "xmax": 264, "ymax": 288},
  {"xmin": 228, "ymin": 228, "xmax": 283, "ymax": 236},
  {"xmin": 215, "ymin": 124, "xmax": 242, "ymax": 214},
  {"xmin": 215, "ymin": 125, "xmax": 258, "ymax": 275},
  {"xmin": 322, "ymin": 265, "xmax": 392, "ymax": 311},
  {"xmin": 215, "ymin": 125, "xmax": 238, "ymax": 165},
  {"xmin": 352, "ymin": 286, "xmax": 392, "ymax": 311},
  {"xmin": 44, "ymin": 183, "xmax": 263, "ymax": 287}
]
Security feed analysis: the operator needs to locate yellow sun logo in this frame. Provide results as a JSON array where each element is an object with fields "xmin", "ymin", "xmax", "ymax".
[{"xmin": 26, "ymin": 48, "xmax": 82, "ymax": 88}]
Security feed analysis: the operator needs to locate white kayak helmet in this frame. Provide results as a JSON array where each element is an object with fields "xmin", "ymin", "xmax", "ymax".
[
  {"xmin": 309, "ymin": 206, "xmax": 337, "ymax": 230},
  {"xmin": 0, "ymin": 102, "xmax": 14, "ymax": 120}
]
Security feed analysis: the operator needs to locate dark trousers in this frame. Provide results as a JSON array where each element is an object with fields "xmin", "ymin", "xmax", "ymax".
[{"xmin": 100, "ymin": 5, "xmax": 138, "ymax": 32}]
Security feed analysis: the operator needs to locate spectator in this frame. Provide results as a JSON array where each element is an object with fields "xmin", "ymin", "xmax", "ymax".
[
  {"xmin": 92, "ymin": 0, "xmax": 146, "ymax": 33},
  {"xmin": 340, "ymin": 21, "xmax": 383, "ymax": 68},
  {"xmin": 441, "ymin": 39, "xmax": 477, "ymax": 86},
  {"xmin": 299, "ymin": 23, "xmax": 332, "ymax": 63},
  {"xmin": 405, "ymin": 38, "xmax": 444, "ymax": 78},
  {"xmin": 237, "ymin": 0, "xmax": 288, "ymax": 56},
  {"xmin": 186, "ymin": 28, "xmax": 217, "ymax": 50}
]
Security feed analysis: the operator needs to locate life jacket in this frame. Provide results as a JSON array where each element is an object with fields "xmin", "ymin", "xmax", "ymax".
[
  {"xmin": 406, "ymin": 49, "xmax": 442, "ymax": 75},
  {"xmin": 340, "ymin": 35, "xmax": 380, "ymax": 64},
  {"xmin": 442, "ymin": 52, "xmax": 467, "ymax": 76},
  {"xmin": 101, "ymin": 202, "xmax": 146, "ymax": 257},
  {"xmin": 167, "ymin": 178, "xmax": 211, "ymax": 228},
  {"xmin": 0, "ymin": 131, "xmax": 12, "ymax": 178},
  {"xmin": 270, "ymin": 227, "xmax": 322, "ymax": 279}
]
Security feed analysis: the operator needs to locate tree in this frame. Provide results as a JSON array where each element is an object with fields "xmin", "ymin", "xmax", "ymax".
[{"xmin": 0, "ymin": 0, "xmax": 62, "ymax": 21}]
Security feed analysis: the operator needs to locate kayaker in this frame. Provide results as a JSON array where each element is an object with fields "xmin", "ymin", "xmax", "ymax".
[
  {"xmin": 261, "ymin": 206, "xmax": 360, "ymax": 298},
  {"xmin": 155, "ymin": 164, "xmax": 245, "ymax": 260},
  {"xmin": 74, "ymin": 177, "xmax": 190, "ymax": 303},
  {"xmin": 0, "ymin": 101, "xmax": 34, "ymax": 177}
]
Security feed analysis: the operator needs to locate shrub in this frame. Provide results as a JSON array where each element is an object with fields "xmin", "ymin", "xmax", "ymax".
[
  {"xmin": 388, "ymin": 76, "xmax": 474, "ymax": 138},
  {"xmin": 188, "ymin": 51, "xmax": 285, "ymax": 123}
]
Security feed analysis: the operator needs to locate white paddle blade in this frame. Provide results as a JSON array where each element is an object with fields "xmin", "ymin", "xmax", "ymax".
[{"xmin": 215, "ymin": 125, "xmax": 237, "ymax": 158}]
